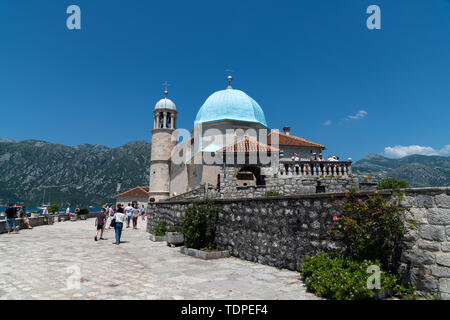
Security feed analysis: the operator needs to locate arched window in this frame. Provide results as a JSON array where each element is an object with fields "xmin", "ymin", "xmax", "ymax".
[
  {"xmin": 166, "ymin": 112, "xmax": 171, "ymax": 128},
  {"xmin": 159, "ymin": 113, "xmax": 164, "ymax": 128}
]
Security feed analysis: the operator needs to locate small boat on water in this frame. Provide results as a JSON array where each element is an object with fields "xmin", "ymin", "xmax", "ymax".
[{"xmin": 37, "ymin": 203, "xmax": 51, "ymax": 210}]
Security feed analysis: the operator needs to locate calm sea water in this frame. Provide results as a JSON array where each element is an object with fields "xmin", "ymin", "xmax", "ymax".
[{"xmin": 0, "ymin": 206, "xmax": 102, "ymax": 220}]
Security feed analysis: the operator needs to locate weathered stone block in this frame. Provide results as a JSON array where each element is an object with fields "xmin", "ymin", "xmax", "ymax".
[
  {"xmin": 404, "ymin": 228, "xmax": 419, "ymax": 242},
  {"xmin": 180, "ymin": 247, "xmax": 230, "ymax": 260},
  {"xmin": 417, "ymin": 276, "xmax": 438, "ymax": 292},
  {"xmin": 415, "ymin": 194, "xmax": 434, "ymax": 208},
  {"xmin": 418, "ymin": 240, "xmax": 440, "ymax": 252},
  {"xmin": 442, "ymin": 293, "xmax": 450, "ymax": 300},
  {"xmin": 435, "ymin": 194, "xmax": 450, "ymax": 209},
  {"xmin": 436, "ymin": 254, "xmax": 450, "ymax": 267},
  {"xmin": 402, "ymin": 249, "xmax": 435, "ymax": 265},
  {"xmin": 408, "ymin": 208, "xmax": 428, "ymax": 224},
  {"xmin": 442, "ymin": 242, "xmax": 450, "ymax": 252},
  {"xmin": 420, "ymin": 225, "xmax": 446, "ymax": 242},
  {"xmin": 430, "ymin": 266, "xmax": 450, "ymax": 278},
  {"xmin": 439, "ymin": 278, "xmax": 450, "ymax": 294},
  {"xmin": 428, "ymin": 208, "xmax": 450, "ymax": 225}
]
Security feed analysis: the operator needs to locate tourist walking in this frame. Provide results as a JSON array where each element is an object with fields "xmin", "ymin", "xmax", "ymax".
[
  {"xmin": 5, "ymin": 204, "xmax": 18, "ymax": 234},
  {"xmin": 108, "ymin": 205, "xmax": 115, "ymax": 229},
  {"xmin": 131, "ymin": 204, "xmax": 139, "ymax": 229},
  {"xmin": 43, "ymin": 205, "xmax": 52, "ymax": 225},
  {"xmin": 114, "ymin": 207, "xmax": 127, "ymax": 245},
  {"xmin": 140, "ymin": 205, "xmax": 146, "ymax": 221},
  {"xmin": 125, "ymin": 203, "xmax": 133, "ymax": 228},
  {"xmin": 66, "ymin": 205, "xmax": 71, "ymax": 219},
  {"xmin": 94, "ymin": 208, "xmax": 107, "ymax": 241}
]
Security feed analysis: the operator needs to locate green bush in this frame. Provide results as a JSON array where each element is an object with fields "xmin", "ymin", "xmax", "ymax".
[
  {"xmin": 79, "ymin": 208, "xmax": 89, "ymax": 215},
  {"xmin": 182, "ymin": 199, "xmax": 218, "ymax": 250},
  {"xmin": 152, "ymin": 221, "xmax": 167, "ymax": 236},
  {"xmin": 167, "ymin": 226, "xmax": 183, "ymax": 233},
  {"xmin": 328, "ymin": 191, "xmax": 413, "ymax": 271},
  {"xmin": 48, "ymin": 204, "xmax": 60, "ymax": 214},
  {"xmin": 377, "ymin": 177, "xmax": 409, "ymax": 190},
  {"xmin": 264, "ymin": 191, "xmax": 282, "ymax": 197},
  {"xmin": 300, "ymin": 252, "xmax": 413, "ymax": 300}
]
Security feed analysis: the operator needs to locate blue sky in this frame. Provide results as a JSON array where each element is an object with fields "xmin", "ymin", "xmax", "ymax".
[{"xmin": 0, "ymin": 0, "xmax": 449, "ymax": 161}]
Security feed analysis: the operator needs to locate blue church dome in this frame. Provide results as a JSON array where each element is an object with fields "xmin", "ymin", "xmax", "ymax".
[{"xmin": 195, "ymin": 88, "xmax": 267, "ymax": 128}]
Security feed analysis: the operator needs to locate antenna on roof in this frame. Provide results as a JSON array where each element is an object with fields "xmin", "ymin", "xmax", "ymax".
[
  {"xmin": 162, "ymin": 81, "xmax": 170, "ymax": 96},
  {"xmin": 226, "ymin": 68, "xmax": 234, "ymax": 89}
]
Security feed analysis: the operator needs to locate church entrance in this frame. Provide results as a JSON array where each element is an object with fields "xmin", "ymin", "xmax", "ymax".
[{"xmin": 236, "ymin": 166, "xmax": 264, "ymax": 187}]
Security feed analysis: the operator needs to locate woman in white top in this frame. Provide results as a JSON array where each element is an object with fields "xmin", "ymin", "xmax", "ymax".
[{"xmin": 114, "ymin": 208, "xmax": 127, "ymax": 245}]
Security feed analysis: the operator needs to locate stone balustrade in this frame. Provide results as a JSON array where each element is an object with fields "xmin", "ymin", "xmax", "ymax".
[{"xmin": 278, "ymin": 160, "xmax": 352, "ymax": 178}]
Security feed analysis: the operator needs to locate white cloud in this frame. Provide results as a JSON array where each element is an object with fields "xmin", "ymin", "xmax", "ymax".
[
  {"xmin": 347, "ymin": 110, "xmax": 368, "ymax": 120},
  {"xmin": 323, "ymin": 120, "xmax": 332, "ymax": 126},
  {"xmin": 383, "ymin": 145, "xmax": 450, "ymax": 158},
  {"xmin": 439, "ymin": 145, "xmax": 450, "ymax": 155}
]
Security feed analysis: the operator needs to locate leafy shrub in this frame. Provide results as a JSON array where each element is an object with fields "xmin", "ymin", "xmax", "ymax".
[
  {"xmin": 328, "ymin": 191, "xmax": 413, "ymax": 271},
  {"xmin": 300, "ymin": 251, "xmax": 413, "ymax": 300},
  {"xmin": 79, "ymin": 208, "xmax": 89, "ymax": 215},
  {"xmin": 48, "ymin": 204, "xmax": 60, "ymax": 214},
  {"xmin": 167, "ymin": 226, "xmax": 183, "ymax": 233},
  {"xmin": 152, "ymin": 221, "xmax": 167, "ymax": 236},
  {"xmin": 377, "ymin": 177, "xmax": 409, "ymax": 190},
  {"xmin": 264, "ymin": 191, "xmax": 282, "ymax": 197},
  {"xmin": 182, "ymin": 199, "xmax": 219, "ymax": 250}
]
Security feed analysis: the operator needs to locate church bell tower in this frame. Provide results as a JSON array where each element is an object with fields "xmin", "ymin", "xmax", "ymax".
[{"xmin": 149, "ymin": 84, "xmax": 177, "ymax": 201}]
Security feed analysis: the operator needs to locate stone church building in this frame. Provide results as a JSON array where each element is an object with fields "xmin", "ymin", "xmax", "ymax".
[{"xmin": 148, "ymin": 76, "xmax": 356, "ymax": 202}]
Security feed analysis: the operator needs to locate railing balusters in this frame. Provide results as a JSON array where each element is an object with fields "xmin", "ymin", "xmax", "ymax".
[{"xmin": 277, "ymin": 160, "xmax": 352, "ymax": 178}]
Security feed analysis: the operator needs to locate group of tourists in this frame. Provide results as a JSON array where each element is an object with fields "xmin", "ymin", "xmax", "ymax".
[
  {"xmin": 94, "ymin": 203, "xmax": 146, "ymax": 245},
  {"xmin": 290, "ymin": 152, "xmax": 342, "ymax": 175},
  {"xmin": 4, "ymin": 205, "xmax": 33, "ymax": 234}
]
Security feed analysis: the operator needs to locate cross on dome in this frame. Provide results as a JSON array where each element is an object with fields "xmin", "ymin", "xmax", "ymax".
[{"xmin": 162, "ymin": 81, "xmax": 170, "ymax": 96}]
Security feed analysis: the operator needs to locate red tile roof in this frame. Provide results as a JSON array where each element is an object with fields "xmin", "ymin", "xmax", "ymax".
[
  {"xmin": 268, "ymin": 131, "xmax": 325, "ymax": 149},
  {"xmin": 116, "ymin": 186, "xmax": 149, "ymax": 198},
  {"xmin": 217, "ymin": 136, "xmax": 280, "ymax": 153}
]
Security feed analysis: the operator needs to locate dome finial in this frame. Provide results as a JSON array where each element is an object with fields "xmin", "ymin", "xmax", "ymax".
[
  {"xmin": 163, "ymin": 81, "xmax": 170, "ymax": 97},
  {"xmin": 226, "ymin": 68, "xmax": 234, "ymax": 89}
]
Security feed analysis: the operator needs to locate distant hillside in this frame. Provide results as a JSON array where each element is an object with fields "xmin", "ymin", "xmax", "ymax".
[
  {"xmin": 353, "ymin": 153, "xmax": 450, "ymax": 187},
  {"xmin": 0, "ymin": 139, "xmax": 151, "ymax": 206}
]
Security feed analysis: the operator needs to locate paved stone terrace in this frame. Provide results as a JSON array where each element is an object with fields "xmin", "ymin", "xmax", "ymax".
[{"xmin": 0, "ymin": 218, "xmax": 320, "ymax": 300}]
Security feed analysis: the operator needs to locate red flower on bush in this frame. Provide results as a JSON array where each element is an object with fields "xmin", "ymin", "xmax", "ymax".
[{"xmin": 333, "ymin": 216, "xmax": 338, "ymax": 221}]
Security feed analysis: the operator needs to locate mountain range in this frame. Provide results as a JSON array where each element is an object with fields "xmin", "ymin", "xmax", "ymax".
[
  {"xmin": 0, "ymin": 139, "xmax": 448, "ymax": 206},
  {"xmin": 352, "ymin": 153, "xmax": 450, "ymax": 187},
  {"xmin": 0, "ymin": 139, "xmax": 151, "ymax": 206}
]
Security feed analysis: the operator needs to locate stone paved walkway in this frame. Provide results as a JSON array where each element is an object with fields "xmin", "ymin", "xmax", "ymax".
[{"xmin": 0, "ymin": 218, "xmax": 320, "ymax": 300}]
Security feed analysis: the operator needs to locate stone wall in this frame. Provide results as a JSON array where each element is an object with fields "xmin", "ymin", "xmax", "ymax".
[
  {"xmin": 168, "ymin": 173, "xmax": 360, "ymax": 201},
  {"xmin": 398, "ymin": 188, "xmax": 450, "ymax": 299},
  {"xmin": 147, "ymin": 187, "xmax": 450, "ymax": 298}
]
